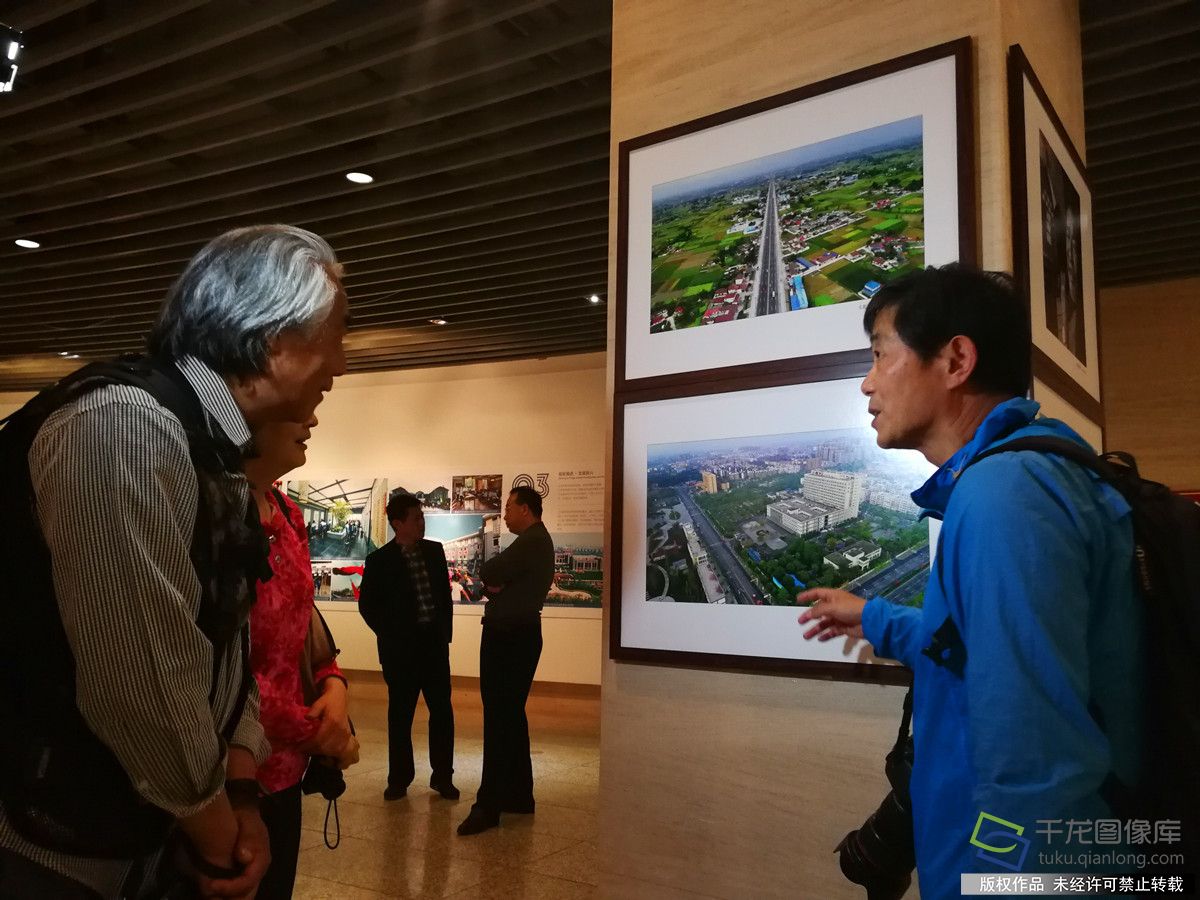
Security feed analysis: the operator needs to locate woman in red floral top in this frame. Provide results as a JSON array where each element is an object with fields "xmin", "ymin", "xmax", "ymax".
[{"xmin": 245, "ymin": 418, "xmax": 354, "ymax": 899}]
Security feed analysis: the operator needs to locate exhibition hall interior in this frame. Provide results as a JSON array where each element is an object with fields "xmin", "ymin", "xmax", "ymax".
[{"xmin": 0, "ymin": 1, "xmax": 1197, "ymax": 898}]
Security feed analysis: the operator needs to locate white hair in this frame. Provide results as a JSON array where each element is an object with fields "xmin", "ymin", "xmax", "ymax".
[{"xmin": 148, "ymin": 225, "xmax": 340, "ymax": 376}]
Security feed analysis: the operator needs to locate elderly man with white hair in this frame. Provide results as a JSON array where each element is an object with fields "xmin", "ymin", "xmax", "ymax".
[{"xmin": 0, "ymin": 225, "xmax": 349, "ymax": 899}]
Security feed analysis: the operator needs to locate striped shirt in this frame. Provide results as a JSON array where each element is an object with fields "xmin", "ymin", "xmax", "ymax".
[{"xmin": 0, "ymin": 355, "xmax": 271, "ymax": 897}]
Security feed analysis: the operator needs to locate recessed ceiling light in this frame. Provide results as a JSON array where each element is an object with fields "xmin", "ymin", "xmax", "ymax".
[
  {"xmin": 430, "ymin": 317, "xmax": 448, "ymax": 326},
  {"xmin": 588, "ymin": 294, "xmax": 602, "ymax": 304},
  {"xmin": 15, "ymin": 238, "xmax": 40, "ymax": 249},
  {"xmin": 58, "ymin": 351, "xmax": 79, "ymax": 359},
  {"xmin": 345, "ymin": 172, "xmax": 374, "ymax": 184}
]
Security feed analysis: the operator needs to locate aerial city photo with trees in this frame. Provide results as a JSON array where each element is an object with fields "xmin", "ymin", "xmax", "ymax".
[
  {"xmin": 648, "ymin": 116, "xmax": 925, "ymax": 332},
  {"xmin": 645, "ymin": 428, "xmax": 932, "ymax": 607}
]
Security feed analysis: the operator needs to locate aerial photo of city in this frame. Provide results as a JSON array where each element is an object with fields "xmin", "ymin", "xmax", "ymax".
[
  {"xmin": 649, "ymin": 116, "xmax": 924, "ymax": 332},
  {"xmin": 645, "ymin": 428, "xmax": 932, "ymax": 607}
]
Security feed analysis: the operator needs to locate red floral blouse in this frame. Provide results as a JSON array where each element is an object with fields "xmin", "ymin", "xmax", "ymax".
[{"xmin": 249, "ymin": 490, "xmax": 343, "ymax": 793}]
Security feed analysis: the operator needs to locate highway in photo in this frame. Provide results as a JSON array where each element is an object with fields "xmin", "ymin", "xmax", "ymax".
[
  {"xmin": 751, "ymin": 179, "xmax": 788, "ymax": 317},
  {"xmin": 676, "ymin": 487, "xmax": 759, "ymax": 605},
  {"xmin": 847, "ymin": 543, "xmax": 930, "ymax": 602}
]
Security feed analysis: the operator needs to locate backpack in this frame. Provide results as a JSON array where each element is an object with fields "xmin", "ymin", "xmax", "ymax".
[
  {"xmin": 0, "ymin": 356, "xmax": 264, "ymax": 858},
  {"xmin": 966, "ymin": 436, "xmax": 1200, "ymax": 863}
]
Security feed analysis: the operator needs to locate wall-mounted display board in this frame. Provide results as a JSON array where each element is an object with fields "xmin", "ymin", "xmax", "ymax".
[
  {"xmin": 615, "ymin": 38, "xmax": 975, "ymax": 392},
  {"xmin": 501, "ymin": 466, "xmax": 605, "ymax": 617},
  {"xmin": 611, "ymin": 375, "xmax": 935, "ymax": 681},
  {"xmin": 609, "ymin": 39, "xmax": 975, "ymax": 681},
  {"xmin": 1008, "ymin": 44, "xmax": 1103, "ymax": 426},
  {"xmin": 290, "ymin": 467, "xmax": 603, "ymax": 618}
]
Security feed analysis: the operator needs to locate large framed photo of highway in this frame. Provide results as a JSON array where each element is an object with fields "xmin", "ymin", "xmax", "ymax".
[
  {"xmin": 610, "ymin": 376, "xmax": 934, "ymax": 680},
  {"xmin": 1008, "ymin": 45, "xmax": 1103, "ymax": 426},
  {"xmin": 615, "ymin": 38, "xmax": 975, "ymax": 391}
]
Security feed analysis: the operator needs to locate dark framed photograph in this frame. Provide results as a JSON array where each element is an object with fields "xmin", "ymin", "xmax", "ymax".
[
  {"xmin": 615, "ymin": 38, "xmax": 975, "ymax": 392},
  {"xmin": 1008, "ymin": 45, "xmax": 1102, "ymax": 424},
  {"xmin": 610, "ymin": 373, "xmax": 935, "ymax": 681}
]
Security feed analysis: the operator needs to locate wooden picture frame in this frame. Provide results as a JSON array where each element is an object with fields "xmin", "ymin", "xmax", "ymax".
[
  {"xmin": 610, "ymin": 368, "xmax": 936, "ymax": 684},
  {"xmin": 615, "ymin": 37, "xmax": 976, "ymax": 393},
  {"xmin": 1008, "ymin": 44, "xmax": 1103, "ymax": 426}
]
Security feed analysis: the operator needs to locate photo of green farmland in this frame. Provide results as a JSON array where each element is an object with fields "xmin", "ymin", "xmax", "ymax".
[{"xmin": 649, "ymin": 117, "xmax": 925, "ymax": 333}]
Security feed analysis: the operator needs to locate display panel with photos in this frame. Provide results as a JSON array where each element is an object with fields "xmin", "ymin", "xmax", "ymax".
[
  {"xmin": 396, "ymin": 469, "xmax": 605, "ymax": 615},
  {"xmin": 287, "ymin": 478, "xmax": 390, "ymax": 605},
  {"xmin": 616, "ymin": 38, "xmax": 975, "ymax": 390},
  {"xmin": 1008, "ymin": 45, "xmax": 1102, "ymax": 424},
  {"xmin": 612, "ymin": 377, "xmax": 934, "ymax": 680}
]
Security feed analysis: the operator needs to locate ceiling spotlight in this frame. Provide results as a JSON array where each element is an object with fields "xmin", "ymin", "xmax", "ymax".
[
  {"xmin": 345, "ymin": 172, "xmax": 374, "ymax": 184},
  {"xmin": 58, "ymin": 351, "xmax": 79, "ymax": 359},
  {"xmin": 430, "ymin": 317, "xmax": 448, "ymax": 326},
  {"xmin": 2, "ymin": 24, "xmax": 20, "ymax": 92},
  {"xmin": 588, "ymin": 294, "xmax": 602, "ymax": 304},
  {"xmin": 15, "ymin": 238, "xmax": 39, "ymax": 249}
]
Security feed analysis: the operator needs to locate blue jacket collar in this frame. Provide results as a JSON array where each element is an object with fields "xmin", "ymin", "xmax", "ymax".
[{"xmin": 911, "ymin": 397, "xmax": 1041, "ymax": 519}]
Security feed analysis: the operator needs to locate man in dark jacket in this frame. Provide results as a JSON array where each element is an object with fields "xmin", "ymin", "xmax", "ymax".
[
  {"xmin": 458, "ymin": 486, "xmax": 555, "ymax": 835},
  {"xmin": 359, "ymin": 493, "xmax": 458, "ymax": 801}
]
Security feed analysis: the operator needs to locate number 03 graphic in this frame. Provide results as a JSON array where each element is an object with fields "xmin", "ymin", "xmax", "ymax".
[{"xmin": 511, "ymin": 473, "xmax": 550, "ymax": 498}]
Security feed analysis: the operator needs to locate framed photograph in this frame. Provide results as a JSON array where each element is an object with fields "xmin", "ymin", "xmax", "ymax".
[
  {"xmin": 615, "ymin": 38, "xmax": 975, "ymax": 391},
  {"xmin": 611, "ymin": 374, "xmax": 936, "ymax": 681},
  {"xmin": 1008, "ymin": 45, "xmax": 1102, "ymax": 425}
]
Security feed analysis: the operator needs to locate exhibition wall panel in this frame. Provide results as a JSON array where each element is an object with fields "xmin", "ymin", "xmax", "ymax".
[
  {"xmin": 285, "ymin": 352, "xmax": 607, "ymax": 685},
  {"xmin": 1100, "ymin": 276, "xmax": 1200, "ymax": 490},
  {"xmin": 0, "ymin": 352, "xmax": 608, "ymax": 685},
  {"xmin": 601, "ymin": 1, "xmax": 1086, "ymax": 898}
]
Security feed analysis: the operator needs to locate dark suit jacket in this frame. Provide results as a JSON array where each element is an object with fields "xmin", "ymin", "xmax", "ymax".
[{"xmin": 358, "ymin": 539, "xmax": 453, "ymax": 645}]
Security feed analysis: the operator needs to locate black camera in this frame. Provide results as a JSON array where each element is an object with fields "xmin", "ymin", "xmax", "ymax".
[{"xmin": 835, "ymin": 689, "xmax": 917, "ymax": 900}]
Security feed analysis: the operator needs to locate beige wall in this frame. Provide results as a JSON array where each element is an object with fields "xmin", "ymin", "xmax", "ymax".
[
  {"xmin": 1100, "ymin": 276, "xmax": 1200, "ymax": 489},
  {"xmin": 601, "ymin": 2, "xmax": 1084, "ymax": 898}
]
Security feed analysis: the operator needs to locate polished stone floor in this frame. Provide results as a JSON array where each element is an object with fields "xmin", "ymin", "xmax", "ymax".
[{"xmin": 294, "ymin": 673, "xmax": 600, "ymax": 899}]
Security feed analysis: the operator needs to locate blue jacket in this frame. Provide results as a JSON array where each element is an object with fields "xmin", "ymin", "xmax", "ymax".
[{"xmin": 861, "ymin": 398, "xmax": 1142, "ymax": 899}]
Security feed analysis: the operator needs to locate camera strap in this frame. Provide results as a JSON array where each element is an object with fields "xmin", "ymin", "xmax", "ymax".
[{"xmin": 895, "ymin": 687, "xmax": 914, "ymax": 752}]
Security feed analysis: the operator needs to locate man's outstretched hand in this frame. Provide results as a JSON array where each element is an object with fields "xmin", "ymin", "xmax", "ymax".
[{"xmin": 796, "ymin": 588, "xmax": 867, "ymax": 641}]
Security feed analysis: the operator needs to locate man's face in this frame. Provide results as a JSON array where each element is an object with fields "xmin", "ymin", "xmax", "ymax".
[
  {"xmin": 392, "ymin": 508, "xmax": 425, "ymax": 545},
  {"xmin": 861, "ymin": 307, "xmax": 944, "ymax": 451},
  {"xmin": 256, "ymin": 269, "xmax": 349, "ymax": 423},
  {"xmin": 503, "ymin": 494, "xmax": 528, "ymax": 535}
]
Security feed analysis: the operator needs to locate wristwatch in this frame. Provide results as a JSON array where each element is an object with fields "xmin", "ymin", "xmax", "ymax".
[{"xmin": 224, "ymin": 777, "xmax": 266, "ymax": 809}]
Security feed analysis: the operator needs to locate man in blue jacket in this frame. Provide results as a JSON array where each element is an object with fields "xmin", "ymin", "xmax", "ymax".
[{"xmin": 799, "ymin": 265, "xmax": 1142, "ymax": 900}]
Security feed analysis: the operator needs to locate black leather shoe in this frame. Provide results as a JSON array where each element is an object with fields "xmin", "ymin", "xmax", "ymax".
[
  {"xmin": 457, "ymin": 807, "xmax": 500, "ymax": 836},
  {"xmin": 430, "ymin": 779, "xmax": 460, "ymax": 800},
  {"xmin": 501, "ymin": 799, "xmax": 535, "ymax": 814},
  {"xmin": 383, "ymin": 785, "xmax": 408, "ymax": 801}
]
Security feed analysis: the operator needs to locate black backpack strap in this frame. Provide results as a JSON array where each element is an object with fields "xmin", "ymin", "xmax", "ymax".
[
  {"xmin": 965, "ymin": 435, "xmax": 1123, "ymax": 482},
  {"xmin": 915, "ymin": 436, "xmax": 1108, "ymax": 682},
  {"xmin": 921, "ymin": 616, "xmax": 967, "ymax": 676}
]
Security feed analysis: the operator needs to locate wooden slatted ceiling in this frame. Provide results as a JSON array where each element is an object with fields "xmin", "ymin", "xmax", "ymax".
[
  {"xmin": 1, "ymin": 0, "xmax": 1194, "ymax": 391},
  {"xmin": 1082, "ymin": 0, "xmax": 1200, "ymax": 287},
  {"xmin": 0, "ymin": 0, "xmax": 610, "ymax": 390}
]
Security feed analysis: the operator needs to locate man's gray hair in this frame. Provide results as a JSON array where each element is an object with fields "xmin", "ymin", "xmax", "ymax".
[{"xmin": 148, "ymin": 225, "xmax": 341, "ymax": 377}]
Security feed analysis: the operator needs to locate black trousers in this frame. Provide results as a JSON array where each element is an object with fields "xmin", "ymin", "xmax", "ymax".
[
  {"xmin": 256, "ymin": 782, "xmax": 303, "ymax": 900},
  {"xmin": 475, "ymin": 618, "xmax": 543, "ymax": 813},
  {"xmin": 379, "ymin": 628, "xmax": 454, "ymax": 787}
]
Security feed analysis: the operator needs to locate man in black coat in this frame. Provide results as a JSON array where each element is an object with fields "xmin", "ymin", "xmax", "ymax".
[{"xmin": 358, "ymin": 493, "xmax": 458, "ymax": 801}]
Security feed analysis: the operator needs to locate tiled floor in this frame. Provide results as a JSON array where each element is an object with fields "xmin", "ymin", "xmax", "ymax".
[{"xmin": 294, "ymin": 674, "xmax": 600, "ymax": 899}]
